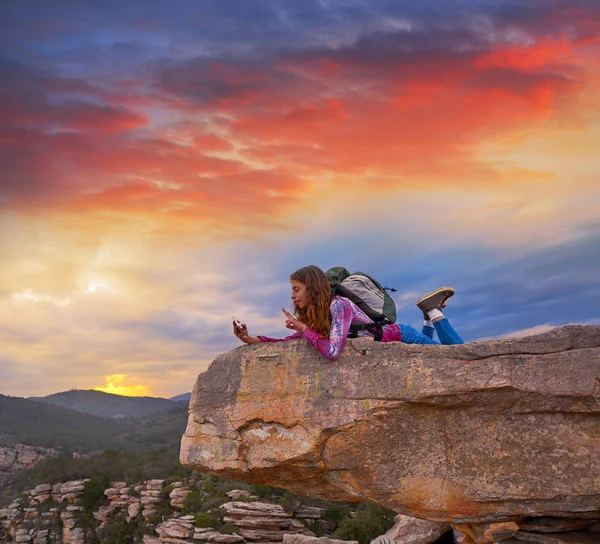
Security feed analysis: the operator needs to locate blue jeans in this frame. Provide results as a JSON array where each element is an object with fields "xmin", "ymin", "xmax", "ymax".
[{"xmin": 399, "ymin": 319, "xmax": 463, "ymax": 345}]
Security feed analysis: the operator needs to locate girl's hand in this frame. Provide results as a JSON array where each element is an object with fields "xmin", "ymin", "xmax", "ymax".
[
  {"xmin": 233, "ymin": 320, "xmax": 260, "ymax": 344},
  {"xmin": 282, "ymin": 308, "xmax": 307, "ymax": 333}
]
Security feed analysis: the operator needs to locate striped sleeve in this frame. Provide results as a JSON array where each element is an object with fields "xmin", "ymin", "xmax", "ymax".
[{"xmin": 302, "ymin": 297, "xmax": 354, "ymax": 361}]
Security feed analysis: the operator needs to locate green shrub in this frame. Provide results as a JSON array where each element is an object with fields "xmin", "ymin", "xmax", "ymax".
[
  {"xmin": 333, "ymin": 502, "xmax": 395, "ymax": 544},
  {"xmin": 195, "ymin": 512, "xmax": 215, "ymax": 528},
  {"xmin": 201, "ymin": 494, "xmax": 228, "ymax": 511},
  {"xmin": 279, "ymin": 491, "xmax": 298, "ymax": 513},
  {"xmin": 162, "ymin": 483, "xmax": 175, "ymax": 496},
  {"xmin": 306, "ymin": 520, "xmax": 326, "ymax": 537},
  {"xmin": 323, "ymin": 504, "xmax": 352, "ymax": 523},
  {"xmin": 96, "ymin": 514, "xmax": 136, "ymax": 544},
  {"xmin": 219, "ymin": 523, "xmax": 237, "ymax": 535},
  {"xmin": 202, "ymin": 477, "xmax": 216, "ymax": 494},
  {"xmin": 250, "ymin": 484, "xmax": 273, "ymax": 499},
  {"xmin": 83, "ymin": 475, "xmax": 109, "ymax": 513},
  {"xmin": 183, "ymin": 490, "xmax": 204, "ymax": 514}
]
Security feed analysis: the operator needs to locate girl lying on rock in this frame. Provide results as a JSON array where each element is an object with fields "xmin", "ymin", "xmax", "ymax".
[{"xmin": 233, "ymin": 265, "xmax": 463, "ymax": 361}]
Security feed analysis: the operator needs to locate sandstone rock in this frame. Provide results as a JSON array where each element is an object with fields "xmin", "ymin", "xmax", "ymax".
[
  {"xmin": 223, "ymin": 515, "xmax": 293, "ymax": 528},
  {"xmin": 514, "ymin": 531, "xmax": 600, "ymax": 543},
  {"xmin": 371, "ymin": 513, "xmax": 450, "ymax": 544},
  {"xmin": 156, "ymin": 518, "xmax": 194, "ymax": 539},
  {"xmin": 104, "ymin": 488, "xmax": 123, "ymax": 497},
  {"xmin": 219, "ymin": 500, "xmax": 315, "ymax": 540},
  {"xmin": 32, "ymin": 529, "xmax": 50, "ymax": 544},
  {"xmin": 142, "ymin": 508, "xmax": 157, "ymax": 519},
  {"xmin": 0, "ymin": 444, "xmax": 59, "ymax": 481},
  {"xmin": 454, "ymin": 521, "xmax": 519, "ymax": 543},
  {"xmin": 65, "ymin": 526, "xmax": 85, "ymax": 543},
  {"xmin": 94, "ymin": 505, "xmax": 115, "ymax": 522},
  {"xmin": 181, "ymin": 325, "xmax": 600, "ymax": 527},
  {"xmin": 294, "ymin": 506, "xmax": 325, "ymax": 520},
  {"xmin": 142, "ymin": 489, "xmax": 164, "ymax": 497},
  {"xmin": 62, "ymin": 517, "xmax": 76, "ymax": 529},
  {"xmin": 222, "ymin": 502, "xmax": 292, "ymax": 518},
  {"xmin": 226, "ymin": 489, "xmax": 255, "ymax": 500},
  {"xmin": 128, "ymin": 502, "xmax": 142, "ymax": 519},
  {"xmin": 141, "ymin": 496, "xmax": 164, "ymax": 505},
  {"xmin": 207, "ymin": 534, "xmax": 245, "ymax": 543},
  {"xmin": 32, "ymin": 484, "xmax": 52, "ymax": 495},
  {"xmin": 518, "ymin": 519, "xmax": 597, "ymax": 533},
  {"xmin": 283, "ymin": 535, "xmax": 358, "ymax": 544},
  {"xmin": 61, "ymin": 492, "xmax": 83, "ymax": 502},
  {"xmin": 143, "ymin": 537, "xmax": 162, "ymax": 544},
  {"xmin": 170, "ymin": 487, "xmax": 192, "ymax": 509},
  {"xmin": 171, "ymin": 488, "xmax": 192, "ymax": 497},
  {"xmin": 60, "ymin": 480, "xmax": 87, "ymax": 493},
  {"xmin": 239, "ymin": 529, "xmax": 296, "ymax": 541}
]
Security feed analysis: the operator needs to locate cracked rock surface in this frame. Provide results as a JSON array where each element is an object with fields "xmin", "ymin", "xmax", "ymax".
[{"xmin": 180, "ymin": 325, "xmax": 600, "ymax": 527}]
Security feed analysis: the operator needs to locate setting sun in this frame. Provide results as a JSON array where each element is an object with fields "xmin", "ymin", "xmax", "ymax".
[{"xmin": 94, "ymin": 374, "xmax": 152, "ymax": 397}]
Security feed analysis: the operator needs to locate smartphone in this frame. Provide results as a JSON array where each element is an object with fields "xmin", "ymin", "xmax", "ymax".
[{"xmin": 232, "ymin": 317, "xmax": 244, "ymax": 333}]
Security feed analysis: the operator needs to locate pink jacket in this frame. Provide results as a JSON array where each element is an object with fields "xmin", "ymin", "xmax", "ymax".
[{"xmin": 258, "ymin": 296, "xmax": 401, "ymax": 361}]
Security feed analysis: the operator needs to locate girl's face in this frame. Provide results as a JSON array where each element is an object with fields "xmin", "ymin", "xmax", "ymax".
[{"xmin": 290, "ymin": 279, "xmax": 309, "ymax": 309}]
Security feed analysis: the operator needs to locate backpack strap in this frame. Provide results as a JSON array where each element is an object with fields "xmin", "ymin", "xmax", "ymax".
[
  {"xmin": 348, "ymin": 321, "xmax": 386, "ymax": 342},
  {"xmin": 332, "ymin": 284, "xmax": 388, "ymax": 323}
]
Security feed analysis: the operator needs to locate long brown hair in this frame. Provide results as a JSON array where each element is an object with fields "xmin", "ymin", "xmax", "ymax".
[{"xmin": 290, "ymin": 265, "xmax": 332, "ymax": 337}]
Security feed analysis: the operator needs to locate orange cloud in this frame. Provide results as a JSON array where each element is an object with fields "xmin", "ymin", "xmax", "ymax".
[{"xmin": 1, "ymin": 15, "xmax": 598, "ymax": 241}]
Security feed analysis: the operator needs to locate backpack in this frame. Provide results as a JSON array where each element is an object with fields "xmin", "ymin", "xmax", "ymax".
[{"xmin": 325, "ymin": 267, "xmax": 397, "ymax": 341}]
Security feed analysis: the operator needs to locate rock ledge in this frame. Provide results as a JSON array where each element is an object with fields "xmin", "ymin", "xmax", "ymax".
[{"xmin": 181, "ymin": 325, "xmax": 600, "ymax": 528}]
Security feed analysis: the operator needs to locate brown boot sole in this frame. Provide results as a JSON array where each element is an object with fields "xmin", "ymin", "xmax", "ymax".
[{"xmin": 415, "ymin": 286, "xmax": 455, "ymax": 306}]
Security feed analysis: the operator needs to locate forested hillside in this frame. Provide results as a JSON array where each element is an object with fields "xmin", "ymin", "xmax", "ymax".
[
  {"xmin": 29, "ymin": 389, "xmax": 181, "ymax": 418},
  {"xmin": 0, "ymin": 395, "xmax": 187, "ymax": 453}
]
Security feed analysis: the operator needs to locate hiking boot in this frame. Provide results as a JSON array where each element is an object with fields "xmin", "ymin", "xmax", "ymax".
[{"xmin": 416, "ymin": 287, "xmax": 455, "ymax": 320}]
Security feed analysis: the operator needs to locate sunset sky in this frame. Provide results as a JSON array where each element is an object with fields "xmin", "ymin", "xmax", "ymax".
[{"xmin": 1, "ymin": 0, "xmax": 599, "ymax": 399}]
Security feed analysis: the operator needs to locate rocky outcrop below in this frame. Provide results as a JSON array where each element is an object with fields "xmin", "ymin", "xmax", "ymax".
[
  {"xmin": 371, "ymin": 514, "xmax": 450, "ymax": 544},
  {"xmin": 0, "ymin": 478, "xmax": 333, "ymax": 544},
  {"xmin": 222, "ymin": 501, "xmax": 322, "ymax": 542},
  {"xmin": 1, "ymin": 480, "xmax": 90, "ymax": 544},
  {"xmin": 0, "ymin": 442, "xmax": 60, "ymax": 481},
  {"xmin": 180, "ymin": 325, "xmax": 600, "ymax": 544}
]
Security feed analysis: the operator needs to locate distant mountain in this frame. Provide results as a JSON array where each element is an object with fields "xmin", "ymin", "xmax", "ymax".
[
  {"xmin": 0, "ymin": 394, "xmax": 187, "ymax": 454},
  {"xmin": 29, "ymin": 389, "xmax": 180, "ymax": 418},
  {"xmin": 169, "ymin": 392, "xmax": 191, "ymax": 402},
  {"xmin": 0, "ymin": 394, "xmax": 132, "ymax": 452}
]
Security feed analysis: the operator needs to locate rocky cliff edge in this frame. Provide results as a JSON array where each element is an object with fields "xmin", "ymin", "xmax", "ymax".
[{"xmin": 180, "ymin": 325, "xmax": 600, "ymax": 531}]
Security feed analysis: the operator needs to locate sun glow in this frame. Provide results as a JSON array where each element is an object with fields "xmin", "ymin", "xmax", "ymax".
[{"xmin": 94, "ymin": 374, "xmax": 152, "ymax": 397}]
